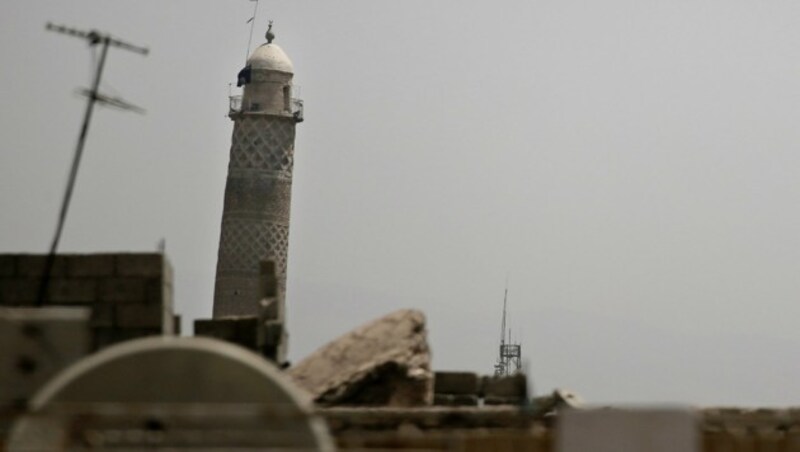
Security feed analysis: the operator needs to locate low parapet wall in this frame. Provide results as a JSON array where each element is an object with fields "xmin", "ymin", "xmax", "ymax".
[
  {"xmin": 702, "ymin": 408, "xmax": 800, "ymax": 450},
  {"xmin": 317, "ymin": 406, "xmax": 800, "ymax": 451}
]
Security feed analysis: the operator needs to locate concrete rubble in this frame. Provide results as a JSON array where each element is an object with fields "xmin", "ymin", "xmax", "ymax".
[{"xmin": 289, "ymin": 309, "xmax": 433, "ymax": 407}]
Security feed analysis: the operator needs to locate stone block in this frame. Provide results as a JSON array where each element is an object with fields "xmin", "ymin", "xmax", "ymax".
[
  {"xmin": 47, "ymin": 278, "xmax": 96, "ymax": 304},
  {"xmin": 483, "ymin": 374, "xmax": 527, "ymax": 400},
  {"xmin": 557, "ymin": 408, "xmax": 699, "ymax": 452},
  {"xmin": 67, "ymin": 254, "xmax": 114, "ymax": 277},
  {"xmin": 0, "ymin": 279, "xmax": 39, "ymax": 305},
  {"xmin": 195, "ymin": 316, "xmax": 260, "ymax": 350},
  {"xmin": 17, "ymin": 255, "xmax": 67, "ymax": 278},
  {"xmin": 115, "ymin": 253, "xmax": 164, "ymax": 277},
  {"xmin": 98, "ymin": 278, "xmax": 146, "ymax": 303},
  {"xmin": 114, "ymin": 303, "xmax": 163, "ymax": 329},
  {"xmin": 89, "ymin": 303, "xmax": 115, "ymax": 327},
  {"xmin": 434, "ymin": 371, "xmax": 480, "ymax": 395},
  {"xmin": 0, "ymin": 255, "xmax": 16, "ymax": 277},
  {"xmin": 289, "ymin": 309, "xmax": 433, "ymax": 407}
]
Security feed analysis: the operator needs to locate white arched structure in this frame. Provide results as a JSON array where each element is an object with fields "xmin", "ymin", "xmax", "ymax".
[{"xmin": 9, "ymin": 336, "xmax": 333, "ymax": 450}]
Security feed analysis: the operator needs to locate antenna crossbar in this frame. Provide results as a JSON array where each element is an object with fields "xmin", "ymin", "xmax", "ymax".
[{"xmin": 46, "ymin": 23, "xmax": 149, "ymax": 55}]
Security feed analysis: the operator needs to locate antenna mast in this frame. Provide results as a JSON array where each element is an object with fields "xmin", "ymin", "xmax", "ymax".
[
  {"xmin": 245, "ymin": 0, "xmax": 260, "ymax": 61},
  {"xmin": 500, "ymin": 286, "xmax": 507, "ymax": 348},
  {"xmin": 493, "ymin": 284, "xmax": 522, "ymax": 377},
  {"xmin": 36, "ymin": 23, "xmax": 148, "ymax": 306}
]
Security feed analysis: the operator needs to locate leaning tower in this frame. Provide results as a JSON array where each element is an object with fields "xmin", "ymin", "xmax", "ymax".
[{"xmin": 213, "ymin": 25, "xmax": 302, "ymax": 319}]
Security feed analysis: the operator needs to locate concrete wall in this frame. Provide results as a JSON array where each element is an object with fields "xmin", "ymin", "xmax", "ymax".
[
  {"xmin": 0, "ymin": 253, "xmax": 174, "ymax": 350},
  {"xmin": 0, "ymin": 306, "xmax": 91, "ymax": 440}
]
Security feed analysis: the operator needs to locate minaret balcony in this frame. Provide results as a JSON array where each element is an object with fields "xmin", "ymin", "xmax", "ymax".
[{"xmin": 228, "ymin": 95, "xmax": 304, "ymax": 122}]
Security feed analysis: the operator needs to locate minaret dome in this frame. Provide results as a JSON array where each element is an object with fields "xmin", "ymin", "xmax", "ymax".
[
  {"xmin": 239, "ymin": 27, "xmax": 295, "ymax": 117},
  {"xmin": 247, "ymin": 43, "xmax": 294, "ymax": 74}
]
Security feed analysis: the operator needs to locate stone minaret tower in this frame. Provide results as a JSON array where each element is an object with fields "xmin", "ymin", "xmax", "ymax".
[{"xmin": 214, "ymin": 25, "xmax": 302, "ymax": 319}]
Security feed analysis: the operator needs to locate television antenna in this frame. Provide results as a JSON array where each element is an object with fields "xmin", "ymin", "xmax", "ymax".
[
  {"xmin": 493, "ymin": 284, "xmax": 522, "ymax": 377},
  {"xmin": 36, "ymin": 23, "xmax": 148, "ymax": 306}
]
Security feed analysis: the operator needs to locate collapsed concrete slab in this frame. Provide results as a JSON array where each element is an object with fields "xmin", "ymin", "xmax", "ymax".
[{"xmin": 288, "ymin": 309, "xmax": 432, "ymax": 407}]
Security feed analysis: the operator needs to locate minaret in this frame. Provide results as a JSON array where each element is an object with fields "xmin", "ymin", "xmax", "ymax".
[{"xmin": 214, "ymin": 24, "xmax": 302, "ymax": 318}]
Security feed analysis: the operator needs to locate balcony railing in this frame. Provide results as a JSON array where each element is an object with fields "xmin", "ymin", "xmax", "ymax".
[
  {"xmin": 291, "ymin": 98, "xmax": 304, "ymax": 122},
  {"xmin": 229, "ymin": 95, "xmax": 243, "ymax": 114},
  {"xmin": 229, "ymin": 95, "xmax": 304, "ymax": 122}
]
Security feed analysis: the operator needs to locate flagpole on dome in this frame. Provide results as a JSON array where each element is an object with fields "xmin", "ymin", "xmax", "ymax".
[{"xmin": 245, "ymin": 0, "xmax": 260, "ymax": 62}]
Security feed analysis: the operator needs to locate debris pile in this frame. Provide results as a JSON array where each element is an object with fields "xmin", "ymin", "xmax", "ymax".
[{"xmin": 289, "ymin": 309, "xmax": 432, "ymax": 407}]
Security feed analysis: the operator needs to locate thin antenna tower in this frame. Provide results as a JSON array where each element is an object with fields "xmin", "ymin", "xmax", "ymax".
[
  {"xmin": 37, "ymin": 23, "xmax": 148, "ymax": 306},
  {"xmin": 500, "ymin": 286, "xmax": 507, "ymax": 346},
  {"xmin": 494, "ymin": 283, "xmax": 522, "ymax": 377}
]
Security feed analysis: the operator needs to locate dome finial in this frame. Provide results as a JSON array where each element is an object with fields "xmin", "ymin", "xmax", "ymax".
[{"xmin": 266, "ymin": 21, "xmax": 275, "ymax": 44}]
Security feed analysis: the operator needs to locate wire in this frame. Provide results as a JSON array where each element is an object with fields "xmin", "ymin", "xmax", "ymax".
[{"xmin": 245, "ymin": 0, "xmax": 260, "ymax": 62}]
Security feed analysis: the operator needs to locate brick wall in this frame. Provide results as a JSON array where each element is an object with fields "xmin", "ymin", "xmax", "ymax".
[{"xmin": 0, "ymin": 253, "xmax": 174, "ymax": 350}]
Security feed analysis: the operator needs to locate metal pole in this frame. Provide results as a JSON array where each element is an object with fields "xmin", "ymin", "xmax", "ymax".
[
  {"xmin": 245, "ymin": 0, "xmax": 260, "ymax": 61},
  {"xmin": 36, "ymin": 37, "xmax": 110, "ymax": 306}
]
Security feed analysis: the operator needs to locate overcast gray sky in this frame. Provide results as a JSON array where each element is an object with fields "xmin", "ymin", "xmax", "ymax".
[{"xmin": 2, "ymin": 1, "xmax": 800, "ymax": 407}]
